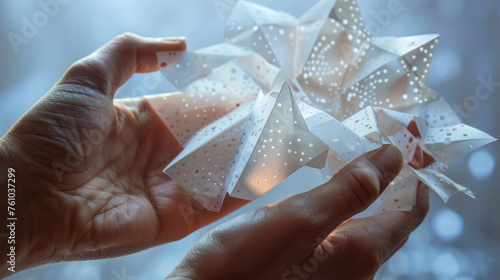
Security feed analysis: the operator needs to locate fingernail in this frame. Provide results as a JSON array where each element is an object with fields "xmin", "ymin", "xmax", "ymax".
[
  {"xmin": 157, "ymin": 36, "xmax": 186, "ymax": 43},
  {"xmin": 368, "ymin": 145, "xmax": 403, "ymax": 185}
]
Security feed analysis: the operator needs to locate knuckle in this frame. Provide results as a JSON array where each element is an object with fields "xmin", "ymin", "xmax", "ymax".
[
  {"xmin": 205, "ymin": 227, "xmax": 228, "ymax": 247},
  {"xmin": 63, "ymin": 59, "xmax": 111, "ymax": 95},
  {"xmin": 328, "ymin": 231, "xmax": 356, "ymax": 257},
  {"xmin": 115, "ymin": 32, "xmax": 140, "ymax": 44},
  {"xmin": 274, "ymin": 196, "xmax": 326, "ymax": 235},
  {"xmin": 112, "ymin": 33, "xmax": 140, "ymax": 57},
  {"xmin": 341, "ymin": 165, "xmax": 380, "ymax": 211},
  {"xmin": 68, "ymin": 59, "xmax": 105, "ymax": 76}
]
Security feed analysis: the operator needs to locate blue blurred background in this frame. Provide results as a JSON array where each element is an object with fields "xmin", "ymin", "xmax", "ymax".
[{"xmin": 1, "ymin": 0, "xmax": 499, "ymax": 279}]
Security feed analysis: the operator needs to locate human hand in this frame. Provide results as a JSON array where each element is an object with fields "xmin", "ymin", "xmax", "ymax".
[
  {"xmin": 166, "ymin": 145, "xmax": 429, "ymax": 280},
  {"xmin": 0, "ymin": 33, "xmax": 248, "ymax": 276}
]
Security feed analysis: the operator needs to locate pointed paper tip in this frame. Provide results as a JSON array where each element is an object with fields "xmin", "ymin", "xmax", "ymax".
[{"xmin": 465, "ymin": 189, "xmax": 476, "ymax": 200}]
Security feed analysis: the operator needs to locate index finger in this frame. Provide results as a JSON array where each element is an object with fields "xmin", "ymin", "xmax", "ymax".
[{"xmin": 60, "ymin": 33, "xmax": 186, "ymax": 99}]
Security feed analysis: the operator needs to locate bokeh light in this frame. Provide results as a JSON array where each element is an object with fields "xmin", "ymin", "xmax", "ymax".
[
  {"xmin": 431, "ymin": 48, "xmax": 462, "ymax": 84},
  {"xmin": 433, "ymin": 252, "xmax": 460, "ymax": 278},
  {"xmin": 432, "ymin": 209, "xmax": 464, "ymax": 242},
  {"xmin": 468, "ymin": 149, "xmax": 495, "ymax": 180}
]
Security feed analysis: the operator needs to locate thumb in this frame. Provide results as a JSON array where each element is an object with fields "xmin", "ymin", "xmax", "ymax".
[
  {"xmin": 250, "ymin": 144, "xmax": 404, "ymax": 269},
  {"xmin": 59, "ymin": 33, "xmax": 186, "ymax": 100}
]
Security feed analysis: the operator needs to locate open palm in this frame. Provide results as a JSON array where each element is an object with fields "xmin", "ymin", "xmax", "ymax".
[{"xmin": 2, "ymin": 34, "xmax": 246, "ymax": 269}]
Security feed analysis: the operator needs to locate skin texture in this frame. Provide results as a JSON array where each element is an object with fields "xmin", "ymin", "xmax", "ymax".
[
  {"xmin": 166, "ymin": 148, "xmax": 429, "ymax": 280},
  {"xmin": 0, "ymin": 34, "xmax": 247, "ymax": 276},
  {"xmin": 0, "ymin": 33, "xmax": 429, "ymax": 279}
]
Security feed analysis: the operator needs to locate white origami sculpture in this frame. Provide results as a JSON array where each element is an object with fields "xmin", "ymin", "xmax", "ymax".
[{"xmin": 145, "ymin": 0, "xmax": 495, "ymax": 212}]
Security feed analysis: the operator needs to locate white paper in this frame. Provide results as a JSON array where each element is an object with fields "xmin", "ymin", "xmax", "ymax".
[{"xmin": 145, "ymin": 0, "xmax": 496, "ymax": 212}]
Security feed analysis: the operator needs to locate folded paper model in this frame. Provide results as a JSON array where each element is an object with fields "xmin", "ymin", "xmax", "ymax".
[{"xmin": 145, "ymin": 0, "xmax": 495, "ymax": 212}]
